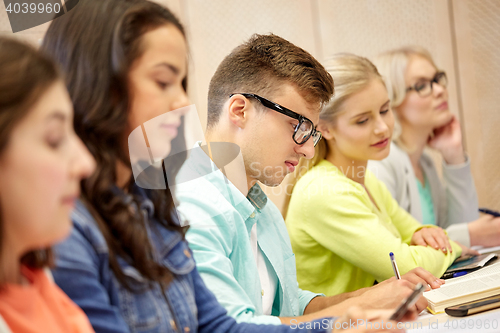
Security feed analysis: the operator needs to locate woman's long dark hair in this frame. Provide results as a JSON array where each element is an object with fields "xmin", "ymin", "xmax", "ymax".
[
  {"xmin": 42, "ymin": 0, "xmax": 188, "ymax": 290},
  {"xmin": 0, "ymin": 38, "xmax": 60, "ymax": 281}
]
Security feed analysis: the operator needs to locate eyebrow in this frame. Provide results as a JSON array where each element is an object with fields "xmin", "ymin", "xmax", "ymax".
[
  {"xmin": 45, "ymin": 112, "xmax": 67, "ymax": 123},
  {"xmin": 154, "ymin": 62, "xmax": 180, "ymax": 75},
  {"xmin": 411, "ymin": 71, "xmax": 438, "ymax": 82},
  {"xmin": 350, "ymin": 100, "xmax": 391, "ymax": 119}
]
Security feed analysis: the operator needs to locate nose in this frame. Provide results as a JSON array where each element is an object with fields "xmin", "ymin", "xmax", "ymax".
[
  {"xmin": 295, "ymin": 136, "xmax": 316, "ymax": 160},
  {"xmin": 171, "ymin": 86, "xmax": 191, "ymax": 112},
  {"xmin": 71, "ymin": 136, "xmax": 96, "ymax": 180},
  {"xmin": 433, "ymin": 81, "xmax": 446, "ymax": 97},
  {"xmin": 374, "ymin": 115, "xmax": 389, "ymax": 136}
]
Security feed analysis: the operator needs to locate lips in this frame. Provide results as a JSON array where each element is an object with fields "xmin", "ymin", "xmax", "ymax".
[
  {"xmin": 62, "ymin": 193, "xmax": 79, "ymax": 207},
  {"xmin": 285, "ymin": 161, "xmax": 298, "ymax": 173},
  {"xmin": 371, "ymin": 138, "xmax": 389, "ymax": 148},
  {"xmin": 436, "ymin": 101, "xmax": 449, "ymax": 111},
  {"xmin": 160, "ymin": 123, "xmax": 180, "ymax": 137}
]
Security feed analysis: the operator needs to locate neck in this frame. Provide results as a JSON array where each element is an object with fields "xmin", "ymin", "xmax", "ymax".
[
  {"xmin": 0, "ymin": 240, "xmax": 24, "ymax": 285},
  {"xmin": 325, "ymin": 146, "xmax": 368, "ymax": 185},
  {"xmin": 398, "ymin": 121, "xmax": 432, "ymax": 168},
  {"xmin": 204, "ymin": 130, "xmax": 251, "ymax": 196}
]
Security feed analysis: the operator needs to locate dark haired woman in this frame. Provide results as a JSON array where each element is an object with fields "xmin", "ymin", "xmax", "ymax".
[
  {"xmin": 39, "ymin": 0, "xmax": 356, "ymax": 332},
  {"xmin": 0, "ymin": 37, "xmax": 95, "ymax": 332}
]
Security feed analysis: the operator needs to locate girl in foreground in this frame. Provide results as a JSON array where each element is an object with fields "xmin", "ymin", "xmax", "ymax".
[
  {"xmin": 368, "ymin": 46, "xmax": 500, "ymax": 248},
  {"xmin": 41, "ymin": 0, "xmax": 403, "ymax": 332},
  {"xmin": 0, "ymin": 37, "xmax": 95, "ymax": 332},
  {"xmin": 286, "ymin": 54, "xmax": 473, "ymax": 297}
]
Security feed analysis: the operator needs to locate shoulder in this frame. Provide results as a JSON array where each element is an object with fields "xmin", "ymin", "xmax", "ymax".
[{"xmin": 294, "ymin": 160, "xmax": 354, "ymax": 195}]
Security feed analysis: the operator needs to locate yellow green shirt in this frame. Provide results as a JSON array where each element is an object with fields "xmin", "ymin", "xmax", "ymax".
[{"xmin": 285, "ymin": 159, "xmax": 462, "ymax": 296}]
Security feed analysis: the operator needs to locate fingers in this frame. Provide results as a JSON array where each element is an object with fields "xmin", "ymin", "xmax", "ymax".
[
  {"xmin": 411, "ymin": 232, "xmax": 426, "ymax": 247},
  {"xmin": 402, "ymin": 267, "xmax": 444, "ymax": 290},
  {"xmin": 412, "ymin": 228, "xmax": 453, "ymax": 253},
  {"xmin": 466, "ymin": 247, "xmax": 480, "ymax": 256},
  {"xmin": 414, "ymin": 295, "xmax": 428, "ymax": 313}
]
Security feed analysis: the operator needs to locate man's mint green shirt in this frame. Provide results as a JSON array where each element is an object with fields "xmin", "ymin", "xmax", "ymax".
[{"xmin": 175, "ymin": 143, "xmax": 321, "ymax": 325}]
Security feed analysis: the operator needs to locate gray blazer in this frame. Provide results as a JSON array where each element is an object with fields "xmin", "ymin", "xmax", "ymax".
[{"xmin": 368, "ymin": 142, "xmax": 479, "ymax": 247}]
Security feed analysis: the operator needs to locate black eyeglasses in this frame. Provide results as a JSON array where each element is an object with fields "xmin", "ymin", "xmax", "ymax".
[
  {"xmin": 406, "ymin": 71, "xmax": 448, "ymax": 97},
  {"xmin": 229, "ymin": 93, "xmax": 322, "ymax": 146}
]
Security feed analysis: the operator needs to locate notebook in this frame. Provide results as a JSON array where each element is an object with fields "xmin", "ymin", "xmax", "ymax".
[{"xmin": 425, "ymin": 261, "xmax": 500, "ymax": 314}]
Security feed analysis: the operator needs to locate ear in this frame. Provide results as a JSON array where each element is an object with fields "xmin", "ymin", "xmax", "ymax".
[
  {"xmin": 317, "ymin": 120, "xmax": 335, "ymax": 141},
  {"xmin": 227, "ymin": 95, "xmax": 252, "ymax": 129}
]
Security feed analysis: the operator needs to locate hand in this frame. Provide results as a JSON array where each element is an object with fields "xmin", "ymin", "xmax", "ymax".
[
  {"xmin": 411, "ymin": 227, "xmax": 453, "ymax": 253},
  {"xmin": 399, "ymin": 267, "xmax": 444, "ymax": 291},
  {"xmin": 333, "ymin": 306, "xmax": 405, "ymax": 332},
  {"xmin": 469, "ymin": 214, "xmax": 500, "ymax": 247},
  {"xmin": 455, "ymin": 241, "xmax": 480, "ymax": 257},
  {"xmin": 359, "ymin": 278, "xmax": 428, "ymax": 314},
  {"xmin": 427, "ymin": 115, "xmax": 466, "ymax": 165}
]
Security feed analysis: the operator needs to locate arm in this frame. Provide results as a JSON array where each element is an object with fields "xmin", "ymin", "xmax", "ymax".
[
  {"xmin": 180, "ymin": 202, "xmax": 282, "ymax": 325},
  {"xmin": 442, "ymin": 157, "xmax": 479, "ymax": 225},
  {"xmin": 52, "ymin": 226, "xmax": 130, "ymax": 333},
  {"xmin": 301, "ymin": 177, "xmax": 460, "ymax": 282},
  {"xmin": 193, "ymin": 266, "xmax": 335, "ymax": 333}
]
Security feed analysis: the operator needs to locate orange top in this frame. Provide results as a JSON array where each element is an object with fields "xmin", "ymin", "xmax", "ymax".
[{"xmin": 0, "ymin": 266, "xmax": 94, "ymax": 333}]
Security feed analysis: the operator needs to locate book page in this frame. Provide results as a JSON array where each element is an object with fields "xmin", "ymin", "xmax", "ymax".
[{"xmin": 425, "ymin": 262, "xmax": 500, "ymax": 303}]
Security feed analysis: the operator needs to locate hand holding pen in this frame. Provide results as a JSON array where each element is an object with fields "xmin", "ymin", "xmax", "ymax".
[{"xmin": 389, "ymin": 253, "xmax": 445, "ymax": 290}]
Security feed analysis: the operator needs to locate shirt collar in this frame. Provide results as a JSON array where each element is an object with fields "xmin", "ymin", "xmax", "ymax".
[
  {"xmin": 179, "ymin": 142, "xmax": 269, "ymax": 220},
  {"xmin": 246, "ymin": 182, "xmax": 268, "ymax": 211}
]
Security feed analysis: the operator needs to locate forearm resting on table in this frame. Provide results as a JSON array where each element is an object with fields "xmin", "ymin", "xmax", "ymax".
[{"xmin": 278, "ymin": 288, "xmax": 369, "ymax": 324}]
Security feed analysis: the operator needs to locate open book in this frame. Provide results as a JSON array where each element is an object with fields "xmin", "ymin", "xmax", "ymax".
[{"xmin": 425, "ymin": 261, "xmax": 500, "ymax": 314}]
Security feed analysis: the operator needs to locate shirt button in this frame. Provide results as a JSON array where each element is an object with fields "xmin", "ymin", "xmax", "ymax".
[
  {"xmin": 184, "ymin": 249, "xmax": 191, "ymax": 258},
  {"xmin": 170, "ymin": 320, "xmax": 177, "ymax": 331},
  {"xmin": 184, "ymin": 327, "xmax": 191, "ymax": 332},
  {"xmin": 250, "ymin": 212, "xmax": 256, "ymax": 218},
  {"xmin": 261, "ymin": 289, "xmax": 264, "ymax": 296}
]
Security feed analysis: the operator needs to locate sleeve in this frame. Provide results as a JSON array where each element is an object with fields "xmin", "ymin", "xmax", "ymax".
[
  {"xmin": 193, "ymin": 266, "xmax": 335, "ymax": 333},
  {"xmin": 300, "ymin": 177, "xmax": 461, "ymax": 282},
  {"xmin": 442, "ymin": 156, "xmax": 479, "ymax": 226},
  {"xmin": 52, "ymin": 226, "xmax": 131, "ymax": 333},
  {"xmin": 298, "ymin": 287, "xmax": 323, "ymax": 316},
  {"xmin": 446, "ymin": 223, "xmax": 471, "ymax": 247},
  {"xmin": 178, "ymin": 201, "xmax": 282, "ymax": 325}
]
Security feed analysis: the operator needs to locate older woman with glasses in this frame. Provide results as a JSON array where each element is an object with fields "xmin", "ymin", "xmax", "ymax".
[{"xmin": 368, "ymin": 46, "xmax": 500, "ymax": 249}]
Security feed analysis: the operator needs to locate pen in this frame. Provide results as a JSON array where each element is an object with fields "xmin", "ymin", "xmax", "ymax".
[
  {"xmin": 479, "ymin": 208, "xmax": 500, "ymax": 218},
  {"xmin": 389, "ymin": 252, "xmax": 401, "ymax": 279},
  {"xmin": 442, "ymin": 271, "xmax": 468, "ymax": 279}
]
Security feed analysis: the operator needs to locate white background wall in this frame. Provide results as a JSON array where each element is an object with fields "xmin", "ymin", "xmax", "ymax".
[{"xmin": 1, "ymin": 0, "xmax": 498, "ymax": 212}]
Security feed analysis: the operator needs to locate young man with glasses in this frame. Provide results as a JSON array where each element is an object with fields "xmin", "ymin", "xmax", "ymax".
[{"xmin": 175, "ymin": 35, "xmax": 434, "ymax": 326}]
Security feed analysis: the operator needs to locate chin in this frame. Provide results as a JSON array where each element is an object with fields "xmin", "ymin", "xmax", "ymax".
[
  {"xmin": 433, "ymin": 111, "xmax": 453, "ymax": 127},
  {"xmin": 369, "ymin": 149, "xmax": 390, "ymax": 161}
]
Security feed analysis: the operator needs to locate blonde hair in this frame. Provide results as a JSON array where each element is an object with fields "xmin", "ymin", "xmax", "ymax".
[
  {"xmin": 283, "ymin": 53, "xmax": 383, "ymax": 218},
  {"xmin": 373, "ymin": 46, "xmax": 438, "ymax": 144}
]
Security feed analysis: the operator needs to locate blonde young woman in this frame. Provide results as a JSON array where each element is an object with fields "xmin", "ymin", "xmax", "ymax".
[
  {"xmin": 285, "ymin": 54, "xmax": 474, "ymax": 297},
  {"xmin": 367, "ymin": 46, "xmax": 500, "ymax": 248}
]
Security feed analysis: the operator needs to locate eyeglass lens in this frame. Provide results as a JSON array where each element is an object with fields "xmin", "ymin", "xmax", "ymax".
[{"xmin": 416, "ymin": 72, "xmax": 447, "ymax": 97}]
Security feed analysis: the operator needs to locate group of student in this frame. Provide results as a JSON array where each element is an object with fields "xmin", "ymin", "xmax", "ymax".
[{"xmin": 1, "ymin": 0, "xmax": 500, "ymax": 332}]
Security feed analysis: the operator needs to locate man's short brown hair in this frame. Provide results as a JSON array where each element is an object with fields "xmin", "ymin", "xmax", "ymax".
[{"xmin": 207, "ymin": 34, "xmax": 334, "ymax": 128}]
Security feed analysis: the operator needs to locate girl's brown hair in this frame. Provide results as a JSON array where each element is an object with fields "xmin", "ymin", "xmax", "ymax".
[
  {"xmin": 42, "ymin": 0, "xmax": 188, "ymax": 290},
  {"xmin": 0, "ymin": 37, "xmax": 61, "ymax": 278}
]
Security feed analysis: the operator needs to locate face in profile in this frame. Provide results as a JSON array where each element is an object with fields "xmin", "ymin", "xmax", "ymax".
[
  {"xmin": 126, "ymin": 23, "xmax": 189, "ymax": 164},
  {"xmin": 242, "ymin": 84, "xmax": 318, "ymax": 187},
  {"xmin": 0, "ymin": 81, "xmax": 95, "ymax": 253},
  {"xmin": 396, "ymin": 55, "xmax": 451, "ymax": 130},
  {"xmin": 324, "ymin": 79, "xmax": 394, "ymax": 162}
]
